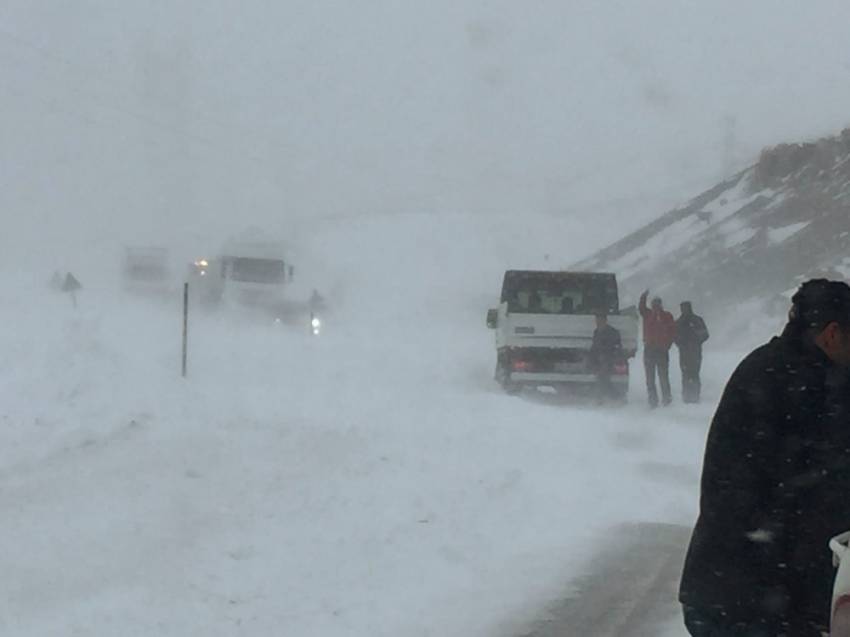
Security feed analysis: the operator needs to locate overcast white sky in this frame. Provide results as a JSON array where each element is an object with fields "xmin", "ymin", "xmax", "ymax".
[{"xmin": 2, "ymin": 1, "xmax": 850, "ymax": 260}]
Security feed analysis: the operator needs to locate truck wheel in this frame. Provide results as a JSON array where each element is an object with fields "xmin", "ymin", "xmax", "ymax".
[
  {"xmin": 555, "ymin": 384, "xmax": 577, "ymax": 397},
  {"xmin": 502, "ymin": 381, "xmax": 521, "ymax": 395},
  {"xmin": 612, "ymin": 386, "xmax": 629, "ymax": 404},
  {"xmin": 495, "ymin": 363, "xmax": 521, "ymax": 395}
]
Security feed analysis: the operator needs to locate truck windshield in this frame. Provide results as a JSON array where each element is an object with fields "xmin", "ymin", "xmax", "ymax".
[
  {"xmin": 228, "ymin": 258, "xmax": 286, "ymax": 284},
  {"xmin": 124, "ymin": 262, "xmax": 168, "ymax": 281},
  {"xmin": 124, "ymin": 252, "xmax": 169, "ymax": 281},
  {"xmin": 501, "ymin": 271, "xmax": 618, "ymax": 315}
]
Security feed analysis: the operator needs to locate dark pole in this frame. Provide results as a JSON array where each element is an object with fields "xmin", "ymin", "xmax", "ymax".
[{"xmin": 182, "ymin": 282, "xmax": 189, "ymax": 378}]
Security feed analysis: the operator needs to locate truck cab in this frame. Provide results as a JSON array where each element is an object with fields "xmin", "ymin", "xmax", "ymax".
[
  {"xmin": 486, "ymin": 270, "xmax": 638, "ymax": 396},
  {"xmin": 218, "ymin": 239, "xmax": 292, "ymax": 309}
]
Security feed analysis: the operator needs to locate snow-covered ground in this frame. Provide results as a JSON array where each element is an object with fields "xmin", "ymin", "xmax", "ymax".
[{"xmin": 0, "ymin": 211, "xmax": 755, "ymax": 636}]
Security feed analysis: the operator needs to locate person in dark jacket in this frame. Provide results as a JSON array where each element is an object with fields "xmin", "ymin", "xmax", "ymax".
[
  {"xmin": 639, "ymin": 290, "xmax": 676, "ymax": 408},
  {"xmin": 675, "ymin": 301, "xmax": 710, "ymax": 404},
  {"xmin": 588, "ymin": 312, "xmax": 623, "ymax": 403},
  {"xmin": 527, "ymin": 290, "xmax": 543, "ymax": 313},
  {"xmin": 679, "ymin": 279, "xmax": 850, "ymax": 636}
]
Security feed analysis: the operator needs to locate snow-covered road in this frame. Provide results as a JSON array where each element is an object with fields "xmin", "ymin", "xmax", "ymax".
[
  {"xmin": 516, "ymin": 522, "xmax": 690, "ymax": 637},
  {"xmin": 0, "ymin": 212, "xmax": 741, "ymax": 635}
]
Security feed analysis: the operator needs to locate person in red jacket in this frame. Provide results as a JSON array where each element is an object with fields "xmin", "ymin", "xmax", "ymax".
[{"xmin": 639, "ymin": 290, "xmax": 676, "ymax": 408}]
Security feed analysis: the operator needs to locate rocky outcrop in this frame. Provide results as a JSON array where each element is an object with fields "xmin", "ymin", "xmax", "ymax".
[{"xmin": 573, "ymin": 127, "xmax": 850, "ymax": 328}]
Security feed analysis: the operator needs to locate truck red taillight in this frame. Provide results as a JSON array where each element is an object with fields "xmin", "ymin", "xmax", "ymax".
[
  {"xmin": 512, "ymin": 360, "xmax": 533, "ymax": 372},
  {"xmin": 613, "ymin": 362, "xmax": 628, "ymax": 375}
]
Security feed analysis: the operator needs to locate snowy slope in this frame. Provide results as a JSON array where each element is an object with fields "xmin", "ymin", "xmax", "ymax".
[
  {"xmin": 0, "ymin": 211, "xmax": 720, "ymax": 636},
  {"xmin": 575, "ymin": 128, "xmax": 850, "ymax": 341}
]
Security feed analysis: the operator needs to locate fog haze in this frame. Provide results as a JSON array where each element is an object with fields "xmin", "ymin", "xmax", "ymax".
[
  {"xmin": 4, "ymin": 5, "xmax": 850, "ymax": 635},
  {"xmin": 2, "ymin": 1, "xmax": 850, "ymax": 262}
]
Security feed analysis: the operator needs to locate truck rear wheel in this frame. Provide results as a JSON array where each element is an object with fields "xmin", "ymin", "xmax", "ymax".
[{"xmin": 495, "ymin": 363, "xmax": 521, "ymax": 394}]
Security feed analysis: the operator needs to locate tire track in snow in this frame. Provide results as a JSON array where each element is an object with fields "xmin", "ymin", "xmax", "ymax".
[{"xmin": 516, "ymin": 522, "xmax": 690, "ymax": 637}]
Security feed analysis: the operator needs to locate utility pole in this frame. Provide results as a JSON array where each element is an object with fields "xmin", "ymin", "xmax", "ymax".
[
  {"xmin": 182, "ymin": 283, "xmax": 189, "ymax": 378},
  {"xmin": 722, "ymin": 114, "xmax": 737, "ymax": 179}
]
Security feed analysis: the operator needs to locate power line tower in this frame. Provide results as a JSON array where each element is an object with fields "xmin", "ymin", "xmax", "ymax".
[{"xmin": 722, "ymin": 114, "xmax": 737, "ymax": 179}]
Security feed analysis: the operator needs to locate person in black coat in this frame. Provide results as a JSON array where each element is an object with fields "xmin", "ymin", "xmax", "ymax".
[
  {"xmin": 588, "ymin": 312, "xmax": 623, "ymax": 403},
  {"xmin": 679, "ymin": 279, "xmax": 850, "ymax": 636},
  {"xmin": 675, "ymin": 301, "xmax": 710, "ymax": 403}
]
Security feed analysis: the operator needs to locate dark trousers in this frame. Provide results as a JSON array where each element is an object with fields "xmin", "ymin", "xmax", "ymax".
[
  {"xmin": 644, "ymin": 346, "xmax": 671, "ymax": 407},
  {"xmin": 683, "ymin": 605, "xmax": 826, "ymax": 637},
  {"xmin": 594, "ymin": 370, "xmax": 620, "ymax": 404},
  {"xmin": 680, "ymin": 348, "xmax": 703, "ymax": 403},
  {"xmin": 683, "ymin": 606, "xmax": 783, "ymax": 636}
]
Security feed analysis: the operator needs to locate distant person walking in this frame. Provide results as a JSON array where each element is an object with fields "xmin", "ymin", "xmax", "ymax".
[
  {"xmin": 675, "ymin": 302, "xmax": 710, "ymax": 404},
  {"xmin": 309, "ymin": 288, "xmax": 326, "ymax": 313},
  {"xmin": 588, "ymin": 312, "xmax": 623, "ymax": 404},
  {"xmin": 639, "ymin": 290, "xmax": 676, "ymax": 408}
]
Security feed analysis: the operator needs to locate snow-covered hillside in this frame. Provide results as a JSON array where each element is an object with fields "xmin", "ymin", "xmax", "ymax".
[
  {"xmin": 0, "ymin": 211, "xmax": 723, "ymax": 636},
  {"xmin": 575, "ymin": 127, "xmax": 850, "ymax": 339}
]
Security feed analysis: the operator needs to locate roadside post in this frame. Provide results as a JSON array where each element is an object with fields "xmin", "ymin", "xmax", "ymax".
[{"xmin": 182, "ymin": 282, "xmax": 189, "ymax": 378}]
